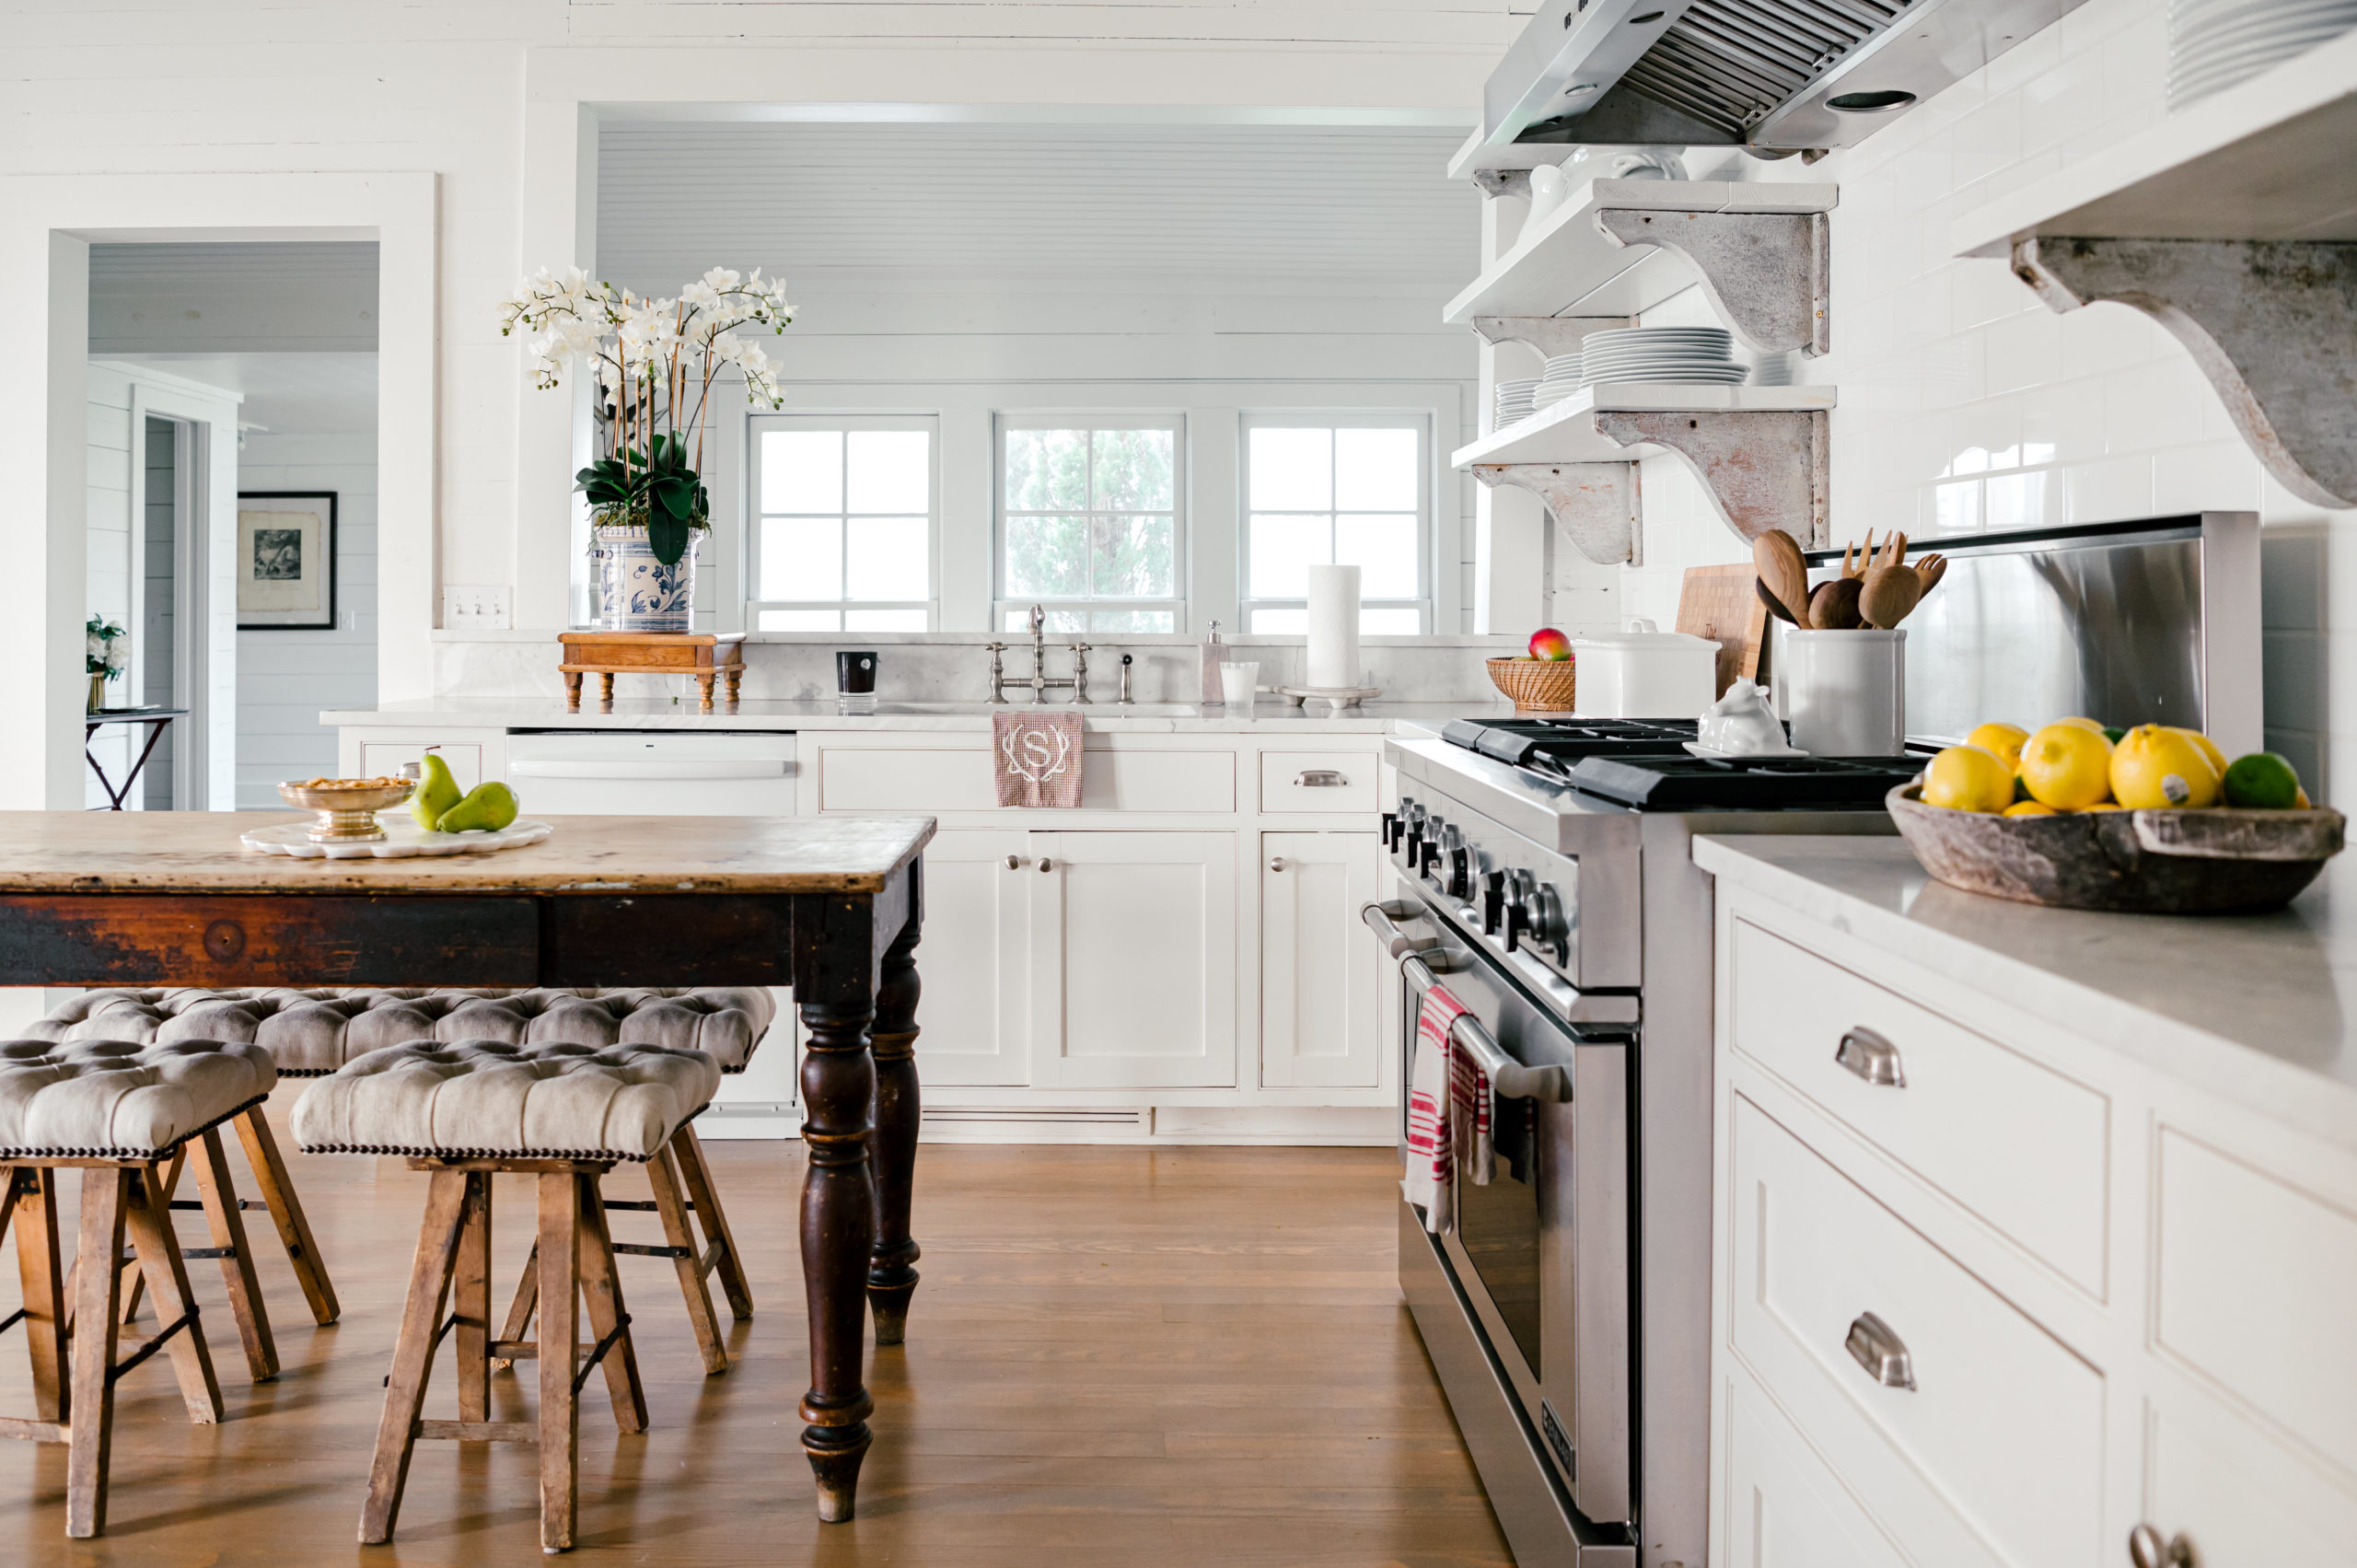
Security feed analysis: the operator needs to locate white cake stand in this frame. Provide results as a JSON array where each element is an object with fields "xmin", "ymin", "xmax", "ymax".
[
  {"xmin": 1274, "ymin": 684, "xmax": 1382, "ymax": 715},
  {"xmin": 241, "ymin": 818, "xmax": 554, "ymax": 860}
]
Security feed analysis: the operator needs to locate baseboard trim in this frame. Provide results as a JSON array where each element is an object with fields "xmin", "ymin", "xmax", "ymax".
[{"xmin": 694, "ymin": 1102, "xmax": 1395, "ymax": 1146}]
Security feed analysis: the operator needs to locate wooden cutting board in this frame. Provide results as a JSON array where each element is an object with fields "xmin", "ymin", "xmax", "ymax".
[{"xmin": 1677, "ymin": 564, "xmax": 1769, "ymax": 697}]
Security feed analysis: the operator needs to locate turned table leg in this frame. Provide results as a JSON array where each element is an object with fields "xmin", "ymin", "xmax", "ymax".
[
  {"xmin": 796, "ymin": 986, "xmax": 877, "ymax": 1522},
  {"xmin": 598, "ymin": 672, "xmax": 615, "ymax": 706},
  {"xmin": 867, "ymin": 913, "xmax": 923, "ymax": 1347},
  {"xmin": 695, "ymin": 672, "xmax": 716, "ymax": 712},
  {"xmin": 723, "ymin": 668, "xmax": 742, "ymax": 704},
  {"xmin": 563, "ymin": 670, "xmax": 583, "ymax": 712}
]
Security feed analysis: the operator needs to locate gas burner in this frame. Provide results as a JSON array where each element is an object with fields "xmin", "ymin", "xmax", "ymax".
[{"xmin": 1562, "ymin": 753, "xmax": 1924, "ymax": 809}]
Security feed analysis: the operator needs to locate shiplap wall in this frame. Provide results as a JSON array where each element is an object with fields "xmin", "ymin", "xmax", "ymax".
[
  {"xmin": 142, "ymin": 418, "xmax": 175, "ymax": 807},
  {"xmin": 86, "ymin": 369, "xmax": 137, "ymax": 807},
  {"xmin": 598, "ymin": 121, "xmax": 1484, "ymax": 627},
  {"xmin": 235, "ymin": 434, "xmax": 379, "ymax": 806}
]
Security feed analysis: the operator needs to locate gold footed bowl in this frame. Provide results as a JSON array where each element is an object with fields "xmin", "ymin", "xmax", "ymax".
[{"xmin": 276, "ymin": 777, "xmax": 416, "ymax": 843}]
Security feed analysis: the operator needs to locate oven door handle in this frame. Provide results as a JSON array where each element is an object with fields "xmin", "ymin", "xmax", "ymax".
[
  {"xmin": 1401, "ymin": 953, "xmax": 1571, "ymax": 1103},
  {"xmin": 1360, "ymin": 900, "xmax": 1438, "ymax": 959}
]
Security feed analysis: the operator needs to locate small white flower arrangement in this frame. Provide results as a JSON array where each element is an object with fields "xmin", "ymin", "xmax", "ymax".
[
  {"xmin": 87, "ymin": 615, "xmax": 128, "ymax": 679},
  {"xmin": 499, "ymin": 266, "xmax": 795, "ymax": 566}
]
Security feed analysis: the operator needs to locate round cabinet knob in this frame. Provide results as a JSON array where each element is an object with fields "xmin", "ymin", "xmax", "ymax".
[
  {"xmin": 1270, "ymin": 856, "xmax": 1287, "ymax": 872},
  {"xmin": 1037, "ymin": 857, "xmax": 1053, "ymax": 872},
  {"xmin": 1005, "ymin": 854, "xmax": 1022, "ymax": 870}
]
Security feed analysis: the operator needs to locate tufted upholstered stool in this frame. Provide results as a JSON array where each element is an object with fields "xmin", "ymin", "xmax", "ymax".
[
  {"xmin": 294, "ymin": 1038, "xmax": 724, "ymax": 1553},
  {"xmin": 0, "ymin": 1038, "xmax": 276, "ymax": 1537},
  {"xmin": 36, "ymin": 984, "xmax": 774, "ymax": 1371}
]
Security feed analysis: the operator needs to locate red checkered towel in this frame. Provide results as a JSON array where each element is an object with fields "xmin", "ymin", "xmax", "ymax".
[{"xmin": 1401, "ymin": 980, "xmax": 1492, "ymax": 1235}]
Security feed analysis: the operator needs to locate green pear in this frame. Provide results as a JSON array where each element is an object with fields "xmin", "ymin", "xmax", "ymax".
[
  {"xmin": 410, "ymin": 751, "xmax": 462, "ymax": 830},
  {"xmin": 435, "ymin": 781, "xmax": 518, "ymax": 834}
]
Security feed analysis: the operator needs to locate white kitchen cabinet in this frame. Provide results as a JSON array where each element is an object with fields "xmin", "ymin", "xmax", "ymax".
[
  {"xmin": 910, "ymin": 829, "xmax": 1033, "ymax": 1088},
  {"xmin": 1028, "ymin": 830, "xmax": 1237, "ymax": 1089},
  {"xmin": 1260, "ymin": 831, "xmax": 1381, "ymax": 1088}
]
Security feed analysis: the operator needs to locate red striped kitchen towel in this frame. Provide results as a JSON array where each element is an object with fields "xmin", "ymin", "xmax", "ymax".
[
  {"xmin": 993, "ymin": 709, "xmax": 1084, "ymax": 807},
  {"xmin": 1401, "ymin": 979, "xmax": 1492, "ymax": 1235}
]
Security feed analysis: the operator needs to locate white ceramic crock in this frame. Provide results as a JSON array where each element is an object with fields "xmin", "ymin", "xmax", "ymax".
[
  {"xmin": 1772, "ymin": 628, "xmax": 1908, "ymax": 756},
  {"xmin": 1568, "ymin": 621, "xmax": 1721, "ymax": 718}
]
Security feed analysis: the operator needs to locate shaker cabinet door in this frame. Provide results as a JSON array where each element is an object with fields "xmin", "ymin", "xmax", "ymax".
[
  {"xmin": 909, "ymin": 828, "xmax": 1033, "ymax": 1087},
  {"xmin": 1260, "ymin": 831, "xmax": 1380, "ymax": 1088},
  {"xmin": 1028, "ymin": 831, "xmax": 1237, "ymax": 1089}
]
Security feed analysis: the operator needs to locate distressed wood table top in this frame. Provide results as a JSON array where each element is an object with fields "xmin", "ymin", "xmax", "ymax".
[{"xmin": 0, "ymin": 812, "xmax": 935, "ymax": 895}]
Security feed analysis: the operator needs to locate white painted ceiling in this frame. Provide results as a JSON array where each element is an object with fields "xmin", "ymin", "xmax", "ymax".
[
  {"xmin": 102, "ymin": 352, "xmax": 379, "ymax": 436},
  {"xmin": 596, "ymin": 122, "xmax": 1478, "ymax": 299}
]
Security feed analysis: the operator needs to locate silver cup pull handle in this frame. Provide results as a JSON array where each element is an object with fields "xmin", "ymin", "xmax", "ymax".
[
  {"xmin": 2129, "ymin": 1525, "xmax": 2200, "ymax": 1568},
  {"xmin": 1844, "ymin": 1311, "xmax": 1917, "ymax": 1390},
  {"xmin": 1836, "ymin": 1026, "xmax": 1907, "ymax": 1086},
  {"xmin": 1296, "ymin": 770, "xmax": 1349, "ymax": 786}
]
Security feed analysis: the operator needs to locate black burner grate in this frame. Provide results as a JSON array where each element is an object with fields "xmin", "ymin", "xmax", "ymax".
[{"xmin": 1562, "ymin": 754, "xmax": 1923, "ymax": 809}]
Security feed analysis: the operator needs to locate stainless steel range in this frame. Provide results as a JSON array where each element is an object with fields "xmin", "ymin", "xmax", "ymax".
[{"xmin": 1369, "ymin": 718, "xmax": 1917, "ymax": 1568}]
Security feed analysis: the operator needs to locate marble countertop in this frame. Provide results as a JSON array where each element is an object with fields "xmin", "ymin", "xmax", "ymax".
[
  {"xmin": 1694, "ymin": 835, "xmax": 2357, "ymax": 1149},
  {"xmin": 321, "ymin": 697, "xmax": 1489, "ymax": 736},
  {"xmin": 0, "ymin": 811, "xmax": 933, "ymax": 893}
]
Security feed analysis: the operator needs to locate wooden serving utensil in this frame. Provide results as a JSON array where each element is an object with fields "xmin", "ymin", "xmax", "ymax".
[
  {"xmin": 1810, "ymin": 576, "xmax": 1865, "ymax": 629},
  {"xmin": 1751, "ymin": 530, "xmax": 1812, "ymax": 631},
  {"xmin": 1915, "ymin": 552, "xmax": 1948, "ymax": 595},
  {"xmin": 1860, "ymin": 560, "xmax": 1923, "ymax": 629},
  {"xmin": 1755, "ymin": 574, "xmax": 1801, "ymax": 625}
]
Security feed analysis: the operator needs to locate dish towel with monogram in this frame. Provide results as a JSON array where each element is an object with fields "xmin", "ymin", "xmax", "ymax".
[
  {"xmin": 1401, "ymin": 980, "xmax": 1492, "ymax": 1235},
  {"xmin": 993, "ymin": 709, "xmax": 1085, "ymax": 807}
]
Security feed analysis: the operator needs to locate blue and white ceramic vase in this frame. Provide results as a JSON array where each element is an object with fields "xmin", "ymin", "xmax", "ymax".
[{"xmin": 588, "ymin": 517, "xmax": 702, "ymax": 633}]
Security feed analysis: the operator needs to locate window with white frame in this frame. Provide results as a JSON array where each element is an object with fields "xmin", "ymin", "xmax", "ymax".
[
  {"xmin": 996, "ymin": 416, "xmax": 1182, "ymax": 633},
  {"xmin": 1242, "ymin": 415, "xmax": 1429, "ymax": 633},
  {"xmin": 749, "ymin": 414, "xmax": 936, "ymax": 631}
]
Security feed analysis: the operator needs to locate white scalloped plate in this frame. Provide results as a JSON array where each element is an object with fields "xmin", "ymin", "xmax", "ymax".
[{"xmin": 240, "ymin": 818, "xmax": 555, "ymax": 860}]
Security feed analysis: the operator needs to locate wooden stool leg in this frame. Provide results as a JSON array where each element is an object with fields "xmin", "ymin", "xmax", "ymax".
[
  {"xmin": 646, "ymin": 1144, "xmax": 727, "ymax": 1375},
  {"xmin": 233, "ymin": 1106, "xmax": 341, "ymax": 1324},
  {"xmin": 122, "ymin": 1164, "xmax": 223, "ymax": 1424},
  {"xmin": 454, "ymin": 1172, "xmax": 491, "ymax": 1423},
  {"xmin": 114, "ymin": 1145, "xmax": 183, "ymax": 1326},
  {"xmin": 10, "ymin": 1169, "xmax": 68, "ymax": 1423},
  {"xmin": 361, "ymin": 1170, "xmax": 470, "ymax": 1546},
  {"xmin": 869, "ymin": 915, "xmax": 923, "ymax": 1347},
  {"xmin": 66, "ymin": 1169, "xmax": 130, "ymax": 1539},
  {"xmin": 671, "ymin": 1123, "xmax": 753, "ymax": 1320},
  {"xmin": 695, "ymin": 672, "xmax": 715, "ymax": 712},
  {"xmin": 575, "ymin": 1173, "xmax": 646, "ymax": 1433},
  {"xmin": 190, "ymin": 1129, "xmax": 278, "ymax": 1381},
  {"xmin": 563, "ymin": 670, "xmax": 583, "ymax": 712},
  {"xmin": 537, "ymin": 1172, "xmax": 582, "ymax": 1553},
  {"xmin": 493, "ymin": 1239, "xmax": 540, "ymax": 1372}
]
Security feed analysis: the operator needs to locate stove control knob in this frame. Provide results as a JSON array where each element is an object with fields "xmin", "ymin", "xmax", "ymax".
[
  {"xmin": 1480, "ymin": 870, "xmax": 1507, "ymax": 935},
  {"xmin": 1525, "ymin": 883, "xmax": 1569, "ymax": 961},
  {"xmin": 1502, "ymin": 869, "xmax": 1534, "ymax": 951},
  {"xmin": 1380, "ymin": 810, "xmax": 1399, "ymax": 850},
  {"xmin": 1420, "ymin": 822, "xmax": 1445, "ymax": 879}
]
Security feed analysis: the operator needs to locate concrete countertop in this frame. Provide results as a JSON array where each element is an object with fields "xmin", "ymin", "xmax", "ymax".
[
  {"xmin": 322, "ymin": 697, "xmax": 1491, "ymax": 736},
  {"xmin": 1693, "ymin": 834, "xmax": 2357, "ymax": 1151}
]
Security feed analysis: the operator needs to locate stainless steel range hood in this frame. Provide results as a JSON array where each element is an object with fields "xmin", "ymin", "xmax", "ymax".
[{"xmin": 1480, "ymin": 0, "xmax": 2086, "ymax": 157}]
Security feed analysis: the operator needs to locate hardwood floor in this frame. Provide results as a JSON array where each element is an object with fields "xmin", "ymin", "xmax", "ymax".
[{"xmin": 0, "ymin": 1115, "xmax": 1513, "ymax": 1566}]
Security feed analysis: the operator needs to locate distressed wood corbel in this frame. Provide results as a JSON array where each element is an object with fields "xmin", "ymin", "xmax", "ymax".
[
  {"xmin": 2010, "ymin": 235, "xmax": 2357, "ymax": 509},
  {"xmin": 1592, "ymin": 410, "xmax": 1829, "ymax": 548},
  {"xmin": 1472, "ymin": 168, "xmax": 1533, "ymax": 201},
  {"xmin": 1471, "ymin": 461, "xmax": 1641, "ymax": 567},
  {"xmin": 1472, "ymin": 316, "xmax": 1635, "ymax": 359},
  {"xmin": 1594, "ymin": 209, "xmax": 1831, "ymax": 356}
]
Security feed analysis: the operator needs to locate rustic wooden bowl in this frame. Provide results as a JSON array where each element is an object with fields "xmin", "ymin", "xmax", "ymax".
[
  {"xmin": 1887, "ymin": 784, "xmax": 2346, "ymax": 913},
  {"xmin": 1487, "ymin": 656, "xmax": 1577, "ymax": 713}
]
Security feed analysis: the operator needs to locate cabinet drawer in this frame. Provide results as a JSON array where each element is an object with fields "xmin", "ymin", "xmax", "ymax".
[
  {"xmin": 2155, "ymin": 1128, "xmax": 2357, "ymax": 1481},
  {"xmin": 819, "ymin": 746, "xmax": 1234, "ymax": 813},
  {"xmin": 1259, "ymin": 750, "xmax": 1377, "ymax": 814},
  {"xmin": 1723, "ymin": 1369, "xmax": 1907, "ymax": 1568},
  {"xmin": 1730, "ymin": 1095, "xmax": 2106, "ymax": 1568},
  {"xmin": 1730, "ymin": 919, "xmax": 2109, "ymax": 1295}
]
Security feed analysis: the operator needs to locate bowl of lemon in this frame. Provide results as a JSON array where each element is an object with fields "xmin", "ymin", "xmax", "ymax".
[{"xmin": 1888, "ymin": 720, "xmax": 2345, "ymax": 912}]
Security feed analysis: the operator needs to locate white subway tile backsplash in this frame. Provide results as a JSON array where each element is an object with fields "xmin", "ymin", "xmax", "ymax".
[
  {"xmin": 2065, "ymin": 456, "xmax": 2155, "ymax": 524},
  {"xmin": 2153, "ymin": 441, "xmax": 2262, "ymax": 513},
  {"xmin": 2261, "ymin": 525, "xmax": 2328, "ymax": 632},
  {"xmin": 1982, "ymin": 309, "xmax": 2065, "ymax": 397},
  {"xmin": 2058, "ymin": 302, "xmax": 2160, "ymax": 377}
]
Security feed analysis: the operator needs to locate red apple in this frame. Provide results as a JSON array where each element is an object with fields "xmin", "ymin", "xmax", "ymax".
[{"xmin": 1527, "ymin": 627, "xmax": 1572, "ymax": 662}]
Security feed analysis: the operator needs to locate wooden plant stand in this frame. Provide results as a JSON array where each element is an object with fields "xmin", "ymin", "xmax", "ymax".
[{"xmin": 559, "ymin": 632, "xmax": 745, "ymax": 712}]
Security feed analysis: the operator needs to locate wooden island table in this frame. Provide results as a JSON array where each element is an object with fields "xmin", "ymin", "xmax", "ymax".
[{"xmin": 0, "ymin": 809, "xmax": 932, "ymax": 1526}]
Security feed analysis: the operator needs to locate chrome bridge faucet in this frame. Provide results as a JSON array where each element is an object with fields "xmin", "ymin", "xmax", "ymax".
[{"xmin": 987, "ymin": 604, "xmax": 1091, "ymax": 703}]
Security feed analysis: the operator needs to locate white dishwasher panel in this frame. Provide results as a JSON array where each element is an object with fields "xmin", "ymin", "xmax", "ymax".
[{"xmin": 505, "ymin": 731, "xmax": 797, "ymax": 817}]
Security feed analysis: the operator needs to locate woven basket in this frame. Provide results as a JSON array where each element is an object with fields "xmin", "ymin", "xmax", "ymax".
[{"xmin": 1487, "ymin": 656, "xmax": 1577, "ymax": 712}]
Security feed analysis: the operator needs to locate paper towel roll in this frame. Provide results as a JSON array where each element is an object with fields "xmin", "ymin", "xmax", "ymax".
[{"xmin": 1306, "ymin": 563, "xmax": 1362, "ymax": 690}]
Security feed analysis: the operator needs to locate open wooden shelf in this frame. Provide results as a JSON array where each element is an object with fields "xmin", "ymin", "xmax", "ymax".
[
  {"xmin": 1451, "ymin": 382, "xmax": 1839, "ymax": 470},
  {"xmin": 1954, "ymin": 28, "xmax": 2357, "ymax": 255},
  {"xmin": 1443, "ymin": 178, "xmax": 1838, "ymax": 325}
]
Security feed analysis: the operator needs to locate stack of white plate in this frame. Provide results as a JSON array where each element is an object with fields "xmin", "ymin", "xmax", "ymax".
[
  {"xmin": 1494, "ymin": 377, "xmax": 1539, "ymax": 428},
  {"xmin": 1749, "ymin": 349, "xmax": 1797, "ymax": 387},
  {"xmin": 1579, "ymin": 326, "xmax": 1747, "ymax": 388},
  {"xmin": 2168, "ymin": 0, "xmax": 2357, "ymax": 109},
  {"xmin": 1532, "ymin": 353, "xmax": 1584, "ymax": 409}
]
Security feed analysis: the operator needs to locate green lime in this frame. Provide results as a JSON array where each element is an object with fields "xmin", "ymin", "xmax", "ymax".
[
  {"xmin": 2014, "ymin": 773, "xmax": 2032, "ymax": 803},
  {"xmin": 2101, "ymin": 726, "xmax": 2126, "ymax": 744},
  {"xmin": 2222, "ymin": 751, "xmax": 2302, "ymax": 809}
]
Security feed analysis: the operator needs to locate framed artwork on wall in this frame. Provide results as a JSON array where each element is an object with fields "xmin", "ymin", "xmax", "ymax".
[{"xmin": 237, "ymin": 491, "xmax": 337, "ymax": 631}]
